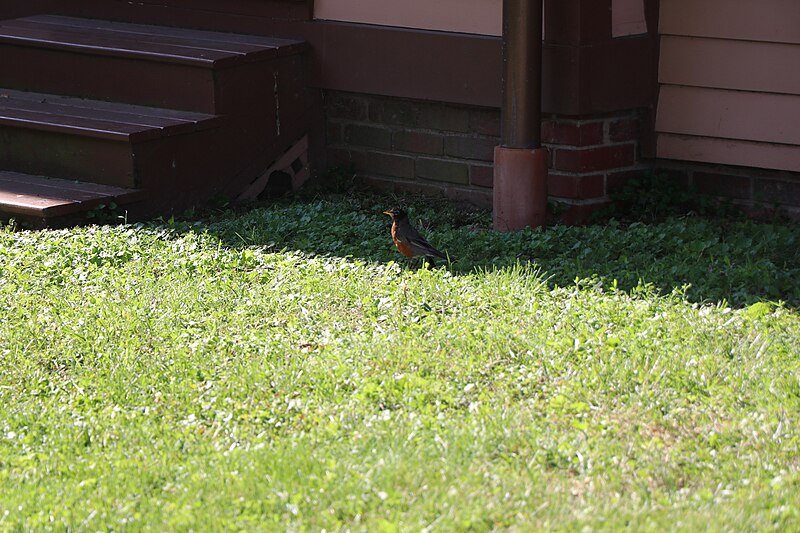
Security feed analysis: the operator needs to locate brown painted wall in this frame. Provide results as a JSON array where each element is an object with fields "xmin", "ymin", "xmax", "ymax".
[{"xmin": 0, "ymin": 0, "xmax": 659, "ymax": 116}]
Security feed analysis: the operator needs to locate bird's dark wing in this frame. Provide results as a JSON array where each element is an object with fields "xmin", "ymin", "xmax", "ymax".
[
  {"xmin": 396, "ymin": 219, "xmax": 447, "ymax": 259},
  {"xmin": 408, "ymin": 234, "xmax": 447, "ymax": 259}
]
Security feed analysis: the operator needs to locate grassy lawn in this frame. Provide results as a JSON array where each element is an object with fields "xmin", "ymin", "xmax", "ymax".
[{"xmin": 1, "ymin": 194, "xmax": 799, "ymax": 530}]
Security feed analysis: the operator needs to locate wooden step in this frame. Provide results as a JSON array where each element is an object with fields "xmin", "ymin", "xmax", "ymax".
[
  {"xmin": 0, "ymin": 88, "xmax": 222, "ymax": 187},
  {"xmin": 0, "ymin": 170, "xmax": 144, "ymax": 226},
  {"xmin": 0, "ymin": 15, "xmax": 307, "ymax": 112},
  {"xmin": 0, "ymin": 14, "xmax": 310, "ymax": 219},
  {"xmin": 0, "ymin": 88, "xmax": 221, "ymax": 140}
]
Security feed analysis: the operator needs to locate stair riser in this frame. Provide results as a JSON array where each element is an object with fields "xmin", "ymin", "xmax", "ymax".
[
  {"xmin": 0, "ymin": 106, "xmax": 308, "ymax": 203},
  {"xmin": 0, "ymin": 14, "xmax": 311, "ymax": 224},
  {"xmin": 0, "ymin": 45, "xmax": 217, "ymax": 113},
  {"xmin": 213, "ymin": 54, "xmax": 306, "ymax": 130},
  {"xmin": 0, "ymin": 124, "xmax": 246, "ymax": 192},
  {"xmin": 0, "ymin": 127, "xmax": 135, "ymax": 186}
]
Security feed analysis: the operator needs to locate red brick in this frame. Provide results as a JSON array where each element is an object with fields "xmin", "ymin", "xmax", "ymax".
[
  {"xmin": 548, "ymin": 173, "xmax": 605, "ymax": 199},
  {"xmin": 326, "ymin": 121, "xmax": 342, "ymax": 144},
  {"xmin": 417, "ymin": 157, "xmax": 469, "ymax": 185},
  {"xmin": 606, "ymin": 169, "xmax": 638, "ymax": 194},
  {"xmin": 368, "ymin": 99, "xmax": 419, "ymax": 126},
  {"xmin": 358, "ymin": 174, "xmax": 443, "ymax": 197},
  {"xmin": 344, "ymin": 124, "xmax": 392, "ymax": 149},
  {"xmin": 416, "ymin": 102, "xmax": 470, "ymax": 132},
  {"xmin": 694, "ymin": 172, "xmax": 751, "ymax": 200},
  {"xmin": 469, "ymin": 108, "xmax": 501, "ymax": 136},
  {"xmin": 444, "ymin": 135, "xmax": 497, "ymax": 161},
  {"xmin": 554, "ymin": 144, "xmax": 635, "ymax": 173},
  {"xmin": 741, "ymin": 204, "xmax": 800, "ymax": 222},
  {"xmin": 550, "ymin": 201, "xmax": 610, "ymax": 226},
  {"xmin": 327, "ymin": 148, "xmax": 366, "ymax": 170},
  {"xmin": 470, "ymin": 164, "xmax": 494, "ymax": 188},
  {"xmin": 607, "ymin": 169, "xmax": 689, "ymax": 195},
  {"xmin": 755, "ymin": 178, "xmax": 800, "ymax": 206},
  {"xmin": 541, "ymin": 120, "xmax": 604, "ymax": 146},
  {"xmin": 365, "ymin": 151, "xmax": 415, "ymax": 179},
  {"xmin": 445, "ymin": 186, "xmax": 493, "ymax": 209},
  {"xmin": 357, "ymin": 174, "xmax": 492, "ymax": 210},
  {"xmin": 540, "ymin": 121, "xmax": 555, "ymax": 144},
  {"xmin": 325, "ymin": 93, "xmax": 368, "ymax": 121},
  {"xmin": 393, "ymin": 130, "xmax": 443, "ymax": 155},
  {"xmin": 608, "ymin": 118, "xmax": 640, "ymax": 143}
]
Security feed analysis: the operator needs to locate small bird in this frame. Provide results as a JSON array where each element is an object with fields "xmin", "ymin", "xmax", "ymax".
[{"xmin": 383, "ymin": 207, "xmax": 447, "ymax": 266}]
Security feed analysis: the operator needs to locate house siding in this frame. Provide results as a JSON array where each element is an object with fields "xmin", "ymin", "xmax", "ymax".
[
  {"xmin": 313, "ymin": 0, "xmax": 502, "ymax": 36},
  {"xmin": 656, "ymin": 0, "xmax": 800, "ymax": 172}
]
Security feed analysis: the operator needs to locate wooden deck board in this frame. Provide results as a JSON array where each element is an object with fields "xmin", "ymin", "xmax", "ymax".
[
  {"xmin": 28, "ymin": 15, "xmax": 290, "ymax": 53},
  {"xmin": 33, "ymin": 14, "xmax": 305, "ymax": 51},
  {"xmin": 0, "ymin": 14, "xmax": 309, "ymax": 223},
  {"xmin": 0, "ymin": 88, "xmax": 221, "ymax": 141},
  {"xmin": 0, "ymin": 15, "xmax": 306, "ymax": 67},
  {"xmin": 0, "ymin": 171, "xmax": 144, "ymax": 218},
  {"xmin": 2, "ymin": 88, "xmax": 217, "ymax": 122}
]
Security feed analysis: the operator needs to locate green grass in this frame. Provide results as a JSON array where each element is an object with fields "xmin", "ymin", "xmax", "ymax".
[{"xmin": 1, "ymin": 194, "xmax": 799, "ymax": 530}]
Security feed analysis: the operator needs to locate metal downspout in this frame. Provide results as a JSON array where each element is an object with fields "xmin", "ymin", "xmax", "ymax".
[{"xmin": 493, "ymin": 0, "xmax": 548, "ymax": 231}]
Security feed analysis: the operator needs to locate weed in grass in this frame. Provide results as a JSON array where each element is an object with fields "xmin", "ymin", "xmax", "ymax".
[
  {"xmin": 0, "ymin": 193, "xmax": 798, "ymax": 530},
  {"xmin": 195, "ymin": 194, "xmax": 800, "ymax": 307}
]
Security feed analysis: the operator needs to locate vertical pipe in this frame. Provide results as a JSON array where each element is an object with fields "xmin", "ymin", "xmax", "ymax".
[
  {"xmin": 502, "ymin": 0, "xmax": 543, "ymax": 149},
  {"xmin": 493, "ymin": 0, "xmax": 548, "ymax": 231}
]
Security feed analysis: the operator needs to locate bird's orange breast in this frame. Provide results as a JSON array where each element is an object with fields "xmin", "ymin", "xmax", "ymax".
[{"xmin": 391, "ymin": 223, "xmax": 415, "ymax": 257}]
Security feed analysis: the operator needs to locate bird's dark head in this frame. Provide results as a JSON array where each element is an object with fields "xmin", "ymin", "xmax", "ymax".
[{"xmin": 382, "ymin": 207, "xmax": 407, "ymax": 220}]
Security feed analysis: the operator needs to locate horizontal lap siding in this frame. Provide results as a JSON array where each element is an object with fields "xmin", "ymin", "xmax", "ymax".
[
  {"xmin": 657, "ymin": 86, "xmax": 800, "ymax": 146},
  {"xmin": 314, "ymin": 0, "xmax": 502, "ymax": 36},
  {"xmin": 659, "ymin": 36, "xmax": 800, "ymax": 95},
  {"xmin": 657, "ymin": 135, "xmax": 800, "ymax": 171},
  {"xmin": 659, "ymin": 0, "xmax": 800, "ymax": 45},
  {"xmin": 656, "ymin": 0, "xmax": 800, "ymax": 171}
]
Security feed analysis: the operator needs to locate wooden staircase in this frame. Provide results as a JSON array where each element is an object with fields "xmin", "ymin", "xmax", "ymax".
[{"xmin": 0, "ymin": 14, "xmax": 308, "ymax": 227}]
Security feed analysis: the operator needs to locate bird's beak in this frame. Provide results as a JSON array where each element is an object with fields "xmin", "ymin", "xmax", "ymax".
[{"xmin": 383, "ymin": 210, "xmax": 392, "ymax": 216}]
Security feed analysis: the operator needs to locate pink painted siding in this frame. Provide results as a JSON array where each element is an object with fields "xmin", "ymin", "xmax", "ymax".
[
  {"xmin": 659, "ymin": 0, "xmax": 800, "ymax": 45},
  {"xmin": 656, "ymin": 0, "xmax": 800, "ymax": 172},
  {"xmin": 612, "ymin": 0, "xmax": 647, "ymax": 38},
  {"xmin": 313, "ymin": 0, "xmax": 502, "ymax": 36},
  {"xmin": 659, "ymin": 36, "xmax": 800, "ymax": 94},
  {"xmin": 657, "ymin": 135, "xmax": 800, "ymax": 172},
  {"xmin": 315, "ymin": 2, "xmax": 640, "ymax": 39},
  {"xmin": 657, "ymin": 86, "xmax": 800, "ymax": 146}
]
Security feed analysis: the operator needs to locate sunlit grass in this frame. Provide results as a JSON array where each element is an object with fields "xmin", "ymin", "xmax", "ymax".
[{"xmin": 1, "ymin": 194, "xmax": 798, "ymax": 530}]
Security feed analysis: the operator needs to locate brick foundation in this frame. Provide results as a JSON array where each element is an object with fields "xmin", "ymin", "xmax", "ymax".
[
  {"xmin": 325, "ymin": 91, "xmax": 497, "ymax": 209},
  {"xmin": 652, "ymin": 164, "xmax": 800, "ymax": 221},
  {"xmin": 541, "ymin": 111, "xmax": 644, "ymax": 222},
  {"xmin": 323, "ymin": 90, "xmax": 800, "ymax": 222}
]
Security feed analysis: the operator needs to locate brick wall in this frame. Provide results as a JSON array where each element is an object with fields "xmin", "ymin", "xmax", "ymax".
[
  {"xmin": 324, "ymin": 90, "xmax": 644, "ymax": 220},
  {"xmin": 652, "ymin": 163, "xmax": 800, "ymax": 220},
  {"xmin": 324, "ymin": 91, "xmax": 498, "ymax": 208},
  {"xmin": 542, "ymin": 111, "xmax": 643, "ymax": 223},
  {"xmin": 323, "ymin": 90, "xmax": 800, "ymax": 222}
]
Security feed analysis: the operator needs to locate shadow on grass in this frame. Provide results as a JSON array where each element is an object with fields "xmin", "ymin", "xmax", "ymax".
[{"xmin": 169, "ymin": 192, "xmax": 799, "ymax": 308}]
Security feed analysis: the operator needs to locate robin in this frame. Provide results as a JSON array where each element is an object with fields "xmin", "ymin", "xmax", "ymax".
[{"xmin": 383, "ymin": 207, "xmax": 448, "ymax": 266}]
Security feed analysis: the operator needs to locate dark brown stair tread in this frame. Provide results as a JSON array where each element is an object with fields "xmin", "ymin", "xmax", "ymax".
[
  {"xmin": 0, "ymin": 15, "xmax": 306, "ymax": 67},
  {"xmin": 3, "ymin": 88, "xmax": 218, "ymax": 123},
  {"xmin": 0, "ymin": 23, "xmax": 236, "ymax": 65},
  {"xmin": 0, "ymin": 88, "xmax": 221, "ymax": 141},
  {"xmin": 33, "ymin": 14, "xmax": 304, "ymax": 52},
  {"xmin": 0, "ymin": 171, "xmax": 144, "ymax": 218}
]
